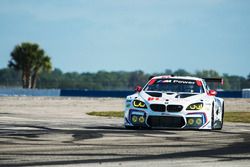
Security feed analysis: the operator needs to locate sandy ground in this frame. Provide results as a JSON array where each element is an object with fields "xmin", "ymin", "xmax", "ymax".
[
  {"xmin": 224, "ymin": 98, "xmax": 250, "ymax": 112},
  {"xmin": 0, "ymin": 97, "xmax": 123, "ymax": 113}
]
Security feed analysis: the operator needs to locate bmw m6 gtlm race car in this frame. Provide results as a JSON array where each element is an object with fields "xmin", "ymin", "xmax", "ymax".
[{"xmin": 124, "ymin": 76, "xmax": 224, "ymax": 130}]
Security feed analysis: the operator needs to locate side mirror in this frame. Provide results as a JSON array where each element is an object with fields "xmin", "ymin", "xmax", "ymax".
[
  {"xmin": 135, "ymin": 85, "xmax": 142, "ymax": 92},
  {"xmin": 208, "ymin": 90, "xmax": 217, "ymax": 96}
]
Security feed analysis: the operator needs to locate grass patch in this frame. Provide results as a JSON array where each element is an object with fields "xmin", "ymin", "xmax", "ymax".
[
  {"xmin": 87, "ymin": 111, "xmax": 250, "ymax": 123},
  {"xmin": 224, "ymin": 112, "xmax": 250, "ymax": 123},
  {"xmin": 87, "ymin": 111, "xmax": 123, "ymax": 118}
]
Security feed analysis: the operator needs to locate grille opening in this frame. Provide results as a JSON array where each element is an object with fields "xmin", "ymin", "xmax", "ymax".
[
  {"xmin": 147, "ymin": 116, "xmax": 185, "ymax": 128},
  {"xmin": 167, "ymin": 105, "xmax": 183, "ymax": 112},
  {"xmin": 150, "ymin": 104, "xmax": 166, "ymax": 112}
]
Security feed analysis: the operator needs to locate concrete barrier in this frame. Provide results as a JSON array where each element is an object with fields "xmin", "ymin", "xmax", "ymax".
[
  {"xmin": 60, "ymin": 89, "xmax": 244, "ymax": 98},
  {"xmin": 0, "ymin": 88, "xmax": 249, "ymax": 98},
  {"xmin": 60, "ymin": 89, "xmax": 133, "ymax": 98},
  {"xmin": 217, "ymin": 91, "xmax": 242, "ymax": 98},
  {"xmin": 242, "ymin": 89, "xmax": 250, "ymax": 98},
  {"xmin": 0, "ymin": 88, "xmax": 60, "ymax": 96}
]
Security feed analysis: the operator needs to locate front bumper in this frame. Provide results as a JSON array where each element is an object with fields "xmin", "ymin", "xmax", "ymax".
[{"xmin": 125, "ymin": 109, "xmax": 209, "ymax": 129}]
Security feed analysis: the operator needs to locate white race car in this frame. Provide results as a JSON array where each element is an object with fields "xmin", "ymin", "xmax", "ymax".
[{"xmin": 124, "ymin": 75, "xmax": 224, "ymax": 130}]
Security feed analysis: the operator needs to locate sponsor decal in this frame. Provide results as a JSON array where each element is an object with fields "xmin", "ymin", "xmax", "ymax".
[
  {"xmin": 173, "ymin": 80, "xmax": 195, "ymax": 84},
  {"xmin": 148, "ymin": 79, "xmax": 156, "ymax": 85},
  {"xmin": 156, "ymin": 79, "xmax": 196, "ymax": 85},
  {"xmin": 196, "ymin": 80, "xmax": 202, "ymax": 87},
  {"xmin": 162, "ymin": 80, "xmax": 172, "ymax": 83},
  {"xmin": 148, "ymin": 97, "xmax": 160, "ymax": 101}
]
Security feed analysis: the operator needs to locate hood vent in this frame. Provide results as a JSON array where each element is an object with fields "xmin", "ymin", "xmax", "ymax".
[
  {"xmin": 146, "ymin": 92, "xmax": 162, "ymax": 97},
  {"xmin": 175, "ymin": 93, "xmax": 197, "ymax": 98}
]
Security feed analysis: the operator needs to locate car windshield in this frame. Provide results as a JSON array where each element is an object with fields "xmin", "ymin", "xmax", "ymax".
[{"xmin": 144, "ymin": 79, "xmax": 204, "ymax": 93}]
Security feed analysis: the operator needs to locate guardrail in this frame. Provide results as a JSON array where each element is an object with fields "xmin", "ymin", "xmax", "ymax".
[
  {"xmin": 0, "ymin": 88, "xmax": 248, "ymax": 98},
  {"xmin": 243, "ymin": 89, "xmax": 250, "ymax": 98}
]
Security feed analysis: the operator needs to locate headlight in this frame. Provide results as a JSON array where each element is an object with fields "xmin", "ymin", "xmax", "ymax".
[
  {"xmin": 186, "ymin": 103, "xmax": 203, "ymax": 110},
  {"xmin": 133, "ymin": 100, "xmax": 147, "ymax": 109}
]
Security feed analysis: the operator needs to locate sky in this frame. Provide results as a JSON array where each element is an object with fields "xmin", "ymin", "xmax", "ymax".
[{"xmin": 0, "ymin": 0, "xmax": 250, "ymax": 77}]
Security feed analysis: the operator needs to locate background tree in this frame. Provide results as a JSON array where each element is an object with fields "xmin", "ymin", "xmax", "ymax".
[
  {"xmin": 195, "ymin": 70, "xmax": 220, "ymax": 90},
  {"xmin": 8, "ymin": 42, "xmax": 52, "ymax": 89},
  {"xmin": 195, "ymin": 69, "xmax": 220, "ymax": 78},
  {"xmin": 173, "ymin": 69, "xmax": 190, "ymax": 76},
  {"xmin": 31, "ymin": 55, "xmax": 52, "ymax": 88},
  {"xmin": 0, "ymin": 68, "xmax": 21, "ymax": 87},
  {"xmin": 128, "ymin": 70, "xmax": 149, "ymax": 89},
  {"xmin": 2, "ymin": 60, "xmax": 250, "ymax": 90},
  {"xmin": 164, "ymin": 69, "xmax": 173, "ymax": 75}
]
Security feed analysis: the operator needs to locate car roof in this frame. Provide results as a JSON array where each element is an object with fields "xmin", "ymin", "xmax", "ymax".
[{"xmin": 151, "ymin": 75, "xmax": 203, "ymax": 81}]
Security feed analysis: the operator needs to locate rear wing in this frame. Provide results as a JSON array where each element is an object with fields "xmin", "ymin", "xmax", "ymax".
[{"xmin": 203, "ymin": 78, "xmax": 224, "ymax": 85}]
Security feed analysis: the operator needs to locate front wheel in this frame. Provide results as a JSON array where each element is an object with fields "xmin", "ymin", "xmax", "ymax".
[
  {"xmin": 211, "ymin": 103, "xmax": 215, "ymax": 130},
  {"xmin": 217, "ymin": 103, "xmax": 224, "ymax": 130},
  {"xmin": 211, "ymin": 102, "xmax": 224, "ymax": 130}
]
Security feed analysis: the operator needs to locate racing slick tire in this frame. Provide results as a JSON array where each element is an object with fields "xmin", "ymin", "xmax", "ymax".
[
  {"xmin": 211, "ymin": 102, "xmax": 224, "ymax": 130},
  {"xmin": 211, "ymin": 102, "xmax": 215, "ymax": 130},
  {"xmin": 217, "ymin": 103, "xmax": 224, "ymax": 130}
]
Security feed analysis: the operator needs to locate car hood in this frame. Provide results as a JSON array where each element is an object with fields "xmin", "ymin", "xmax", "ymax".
[{"xmin": 128, "ymin": 91, "xmax": 208, "ymax": 105}]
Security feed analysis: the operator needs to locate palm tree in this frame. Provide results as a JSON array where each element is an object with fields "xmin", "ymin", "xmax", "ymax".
[
  {"xmin": 8, "ymin": 42, "xmax": 52, "ymax": 88},
  {"xmin": 31, "ymin": 55, "xmax": 52, "ymax": 88}
]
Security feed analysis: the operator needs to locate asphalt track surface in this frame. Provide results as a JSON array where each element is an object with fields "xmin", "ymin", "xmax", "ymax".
[{"xmin": 0, "ymin": 97, "xmax": 250, "ymax": 167}]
